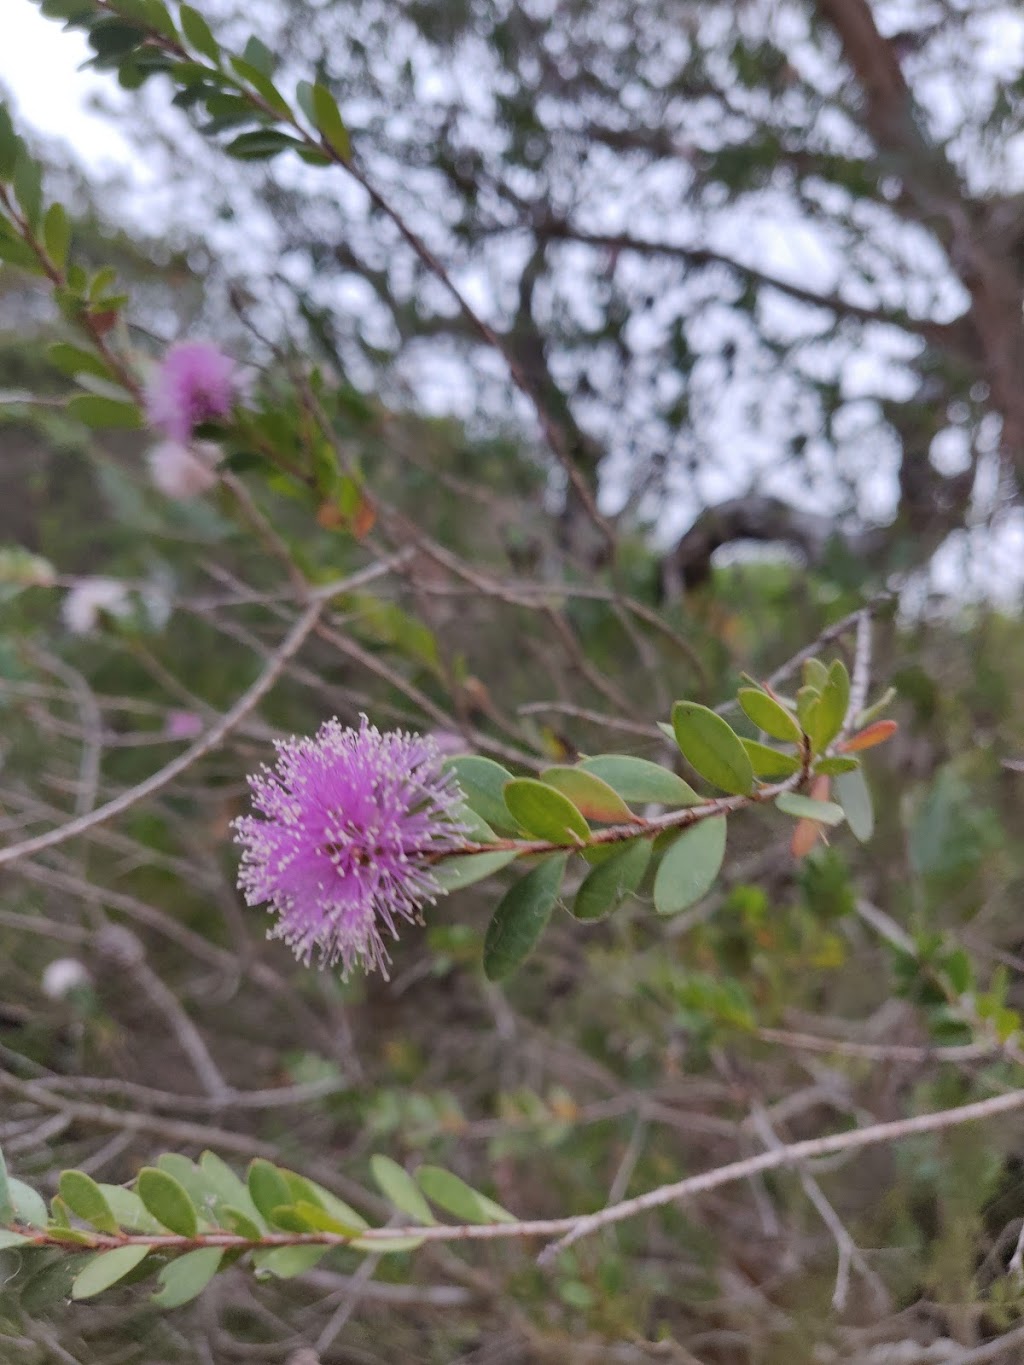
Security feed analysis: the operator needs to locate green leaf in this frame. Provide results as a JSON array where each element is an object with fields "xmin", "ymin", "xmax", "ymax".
[
  {"xmin": 540, "ymin": 766, "xmax": 637, "ymax": 822},
  {"xmin": 199, "ymin": 1152, "xmax": 260, "ymax": 1223},
  {"xmin": 432, "ymin": 848, "xmax": 516, "ymax": 892},
  {"xmin": 136, "ymin": 1168, "xmax": 197, "ymax": 1238},
  {"xmin": 310, "ymin": 81, "xmax": 351, "ymax": 160},
  {"xmin": 219, "ymin": 1206, "xmax": 262, "ymax": 1240},
  {"xmin": 67, "ymin": 395, "xmax": 142, "ymax": 429},
  {"xmin": 0, "ymin": 1230, "xmax": 29, "ymax": 1249},
  {"xmin": 415, "ymin": 1167, "xmax": 514, "ymax": 1224},
  {"xmin": 671, "ymin": 703, "xmax": 754, "ymax": 795},
  {"xmin": 653, "ymin": 817, "xmax": 727, "ymax": 915},
  {"xmin": 810, "ymin": 660, "xmax": 850, "ymax": 751},
  {"xmin": 242, "ymin": 35, "xmax": 275, "ymax": 75},
  {"xmin": 856, "ymin": 686, "xmax": 896, "ymax": 728},
  {"xmin": 483, "ymin": 854, "xmax": 567, "ymax": 980},
  {"xmin": 47, "ymin": 341, "xmax": 112, "ymax": 380},
  {"xmin": 58, "ymin": 1171, "xmax": 119, "ymax": 1234},
  {"xmin": 573, "ymin": 839, "xmax": 651, "ymax": 921},
  {"xmin": 224, "ymin": 129, "xmax": 303, "ymax": 160},
  {"xmin": 253, "ymin": 1245, "xmax": 328, "ymax": 1278},
  {"xmin": 99, "ymin": 1186, "xmax": 160, "ymax": 1234},
  {"xmin": 179, "ymin": 4, "xmax": 219, "ymax": 61},
  {"xmin": 228, "ymin": 58, "xmax": 291, "ymax": 118},
  {"xmin": 246, "ymin": 1160, "xmax": 292, "ymax": 1225},
  {"xmin": 0, "ymin": 1147, "xmax": 11, "ymax": 1225},
  {"xmin": 443, "ymin": 756, "xmax": 518, "ymax": 833},
  {"xmin": 42, "ymin": 202, "xmax": 70, "ymax": 268},
  {"xmin": 737, "ymin": 688, "xmax": 802, "ymax": 743},
  {"xmin": 0, "ymin": 234, "xmax": 43, "ymax": 272},
  {"xmin": 71, "ymin": 1245, "xmax": 150, "ymax": 1300},
  {"xmin": 803, "ymin": 658, "xmax": 830, "ymax": 691},
  {"xmin": 943, "ymin": 948, "xmax": 973, "ymax": 996},
  {"xmin": 814, "ymin": 756, "xmax": 860, "ymax": 776},
  {"xmin": 503, "ymin": 779, "xmax": 589, "ymax": 844},
  {"xmin": 740, "ymin": 739, "xmax": 801, "ymax": 778},
  {"xmin": 796, "ymin": 686, "xmax": 820, "ymax": 739},
  {"xmin": 152, "ymin": 1247, "xmax": 222, "ymax": 1308},
  {"xmin": 9, "ymin": 1178, "xmax": 47, "ymax": 1229},
  {"xmin": 282, "ymin": 1173, "xmax": 368, "ymax": 1232},
  {"xmin": 835, "ymin": 766, "xmax": 874, "ymax": 842},
  {"xmin": 12, "ymin": 153, "xmax": 42, "ymax": 231},
  {"xmin": 271, "ymin": 1199, "xmax": 359, "ymax": 1236},
  {"xmin": 579, "ymin": 754, "xmax": 699, "ymax": 806},
  {"xmin": 774, "ymin": 793, "xmax": 845, "ymax": 826},
  {"xmin": 370, "ymin": 1155, "xmax": 436, "ymax": 1225}
]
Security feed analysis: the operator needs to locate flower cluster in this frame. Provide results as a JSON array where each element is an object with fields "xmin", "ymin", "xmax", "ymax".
[
  {"xmin": 234, "ymin": 718, "xmax": 468, "ymax": 978},
  {"xmin": 146, "ymin": 341, "xmax": 238, "ymax": 443}
]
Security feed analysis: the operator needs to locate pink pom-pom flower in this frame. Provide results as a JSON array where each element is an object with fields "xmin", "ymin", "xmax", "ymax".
[
  {"xmin": 233, "ymin": 717, "xmax": 468, "ymax": 979},
  {"xmin": 145, "ymin": 341, "xmax": 238, "ymax": 443}
]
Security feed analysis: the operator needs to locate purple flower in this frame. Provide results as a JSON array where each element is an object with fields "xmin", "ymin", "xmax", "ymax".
[
  {"xmin": 234, "ymin": 717, "xmax": 468, "ymax": 978},
  {"xmin": 145, "ymin": 342, "xmax": 237, "ymax": 443}
]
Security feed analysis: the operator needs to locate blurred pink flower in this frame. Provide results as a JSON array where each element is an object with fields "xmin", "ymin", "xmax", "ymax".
[
  {"xmin": 147, "ymin": 440, "xmax": 220, "ymax": 499},
  {"xmin": 145, "ymin": 341, "xmax": 237, "ymax": 442},
  {"xmin": 165, "ymin": 710, "xmax": 204, "ymax": 741},
  {"xmin": 62, "ymin": 578, "xmax": 133, "ymax": 635},
  {"xmin": 429, "ymin": 729, "xmax": 470, "ymax": 758}
]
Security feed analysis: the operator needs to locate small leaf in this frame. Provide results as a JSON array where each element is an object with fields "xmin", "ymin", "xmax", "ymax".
[
  {"xmin": 247, "ymin": 1160, "xmax": 292, "ymax": 1225},
  {"xmin": 0, "ymin": 1230, "xmax": 29, "ymax": 1249},
  {"xmin": 573, "ymin": 839, "xmax": 651, "ymax": 921},
  {"xmin": 310, "ymin": 81, "xmax": 351, "ymax": 159},
  {"xmin": 58, "ymin": 1171, "xmax": 119, "ymax": 1234},
  {"xmin": 136, "ymin": 1168, "xmax": 197, "ymax": 1238},
  {"xmin": 443, "ymin": 756, "xmax": 518, "ymax": 833},
  {"xmin": 814, "ymin": 756, "xmax": 860, "ymax": 776},
  {"xmin": 835, "ymin": 767, "xmax": 874, "ymax": 842},
  {"xmin": 856, "ymin": 687, "xmax": 896, "ymax": 727},
  {"xmin": 219, "ymin": 1206, "xmax": 262, "ymax": 1240},
  {"xmin": 253, "ymin": 1245, "xmax": 328, "ymax": 1278},
  {"xmin": 71, "ymin": 1245, "xmax": 150, "ymax": 1300},
  {"xmin": 653, "ymin": 817, "xmax": 727, "ymax": 915},
  {"xmin": 578, "ymin": 754, "xmax": 699, "ymax": 806},
  {"xmin": 671, "ymin": 703, "xmax": 754, "ymax": 795},
  {"xmin": 272, "ymin": 1199, "xmax": 360, "ymax": 1236},
  {"xmin": 540, "ymin": 766, "xmax": 638, "ymax": 822},
  {"xmin": 0, "ymin": 105, "xmax": 20, "ymax": 181},
  {"xmin": 67, "ymin": 395, "xmax": 142, "ymax": 429},
  {"xmin": 152, "ymin": 1248, "xmax": 223, "ymax": 1308},
  {"xmin": 416, "ymin": 1167, "xmax": 514, "ymax": 1224},
  {"xmin": 224, "ymin": 129, "xmax": 303, "ymax": 160},
  {"xmin": 839, "ymin": 720, "xmax": 898, "ymax": 753},
  {"xmin": 99, "ymin": 1186, "xmax": 159, "ymax": 1233},
  {"xmin": 47, "ymin": 341, "xmax": 112, "ymax": 380},
  {"xmin": 811, "ymin": 660, "xmax": 850, "ymax": 751},
  {"xmin": 371, "ymin": 1156, "xmax": 436, "ymax": 1224},
  {"xmin": 796, "ymin": 686, "xmax": 820, "ymax": 739},
  {"xmin": 9, "ymin": 1178, "xmax": 47, "ymax": 1229},
  {"xmin": 432, "ymin": 849, "xmax": 516, "ymax": 892},
  {"xmin": 42, "ymin": 202, "xmax": 70, "ymax": 268},
  {"xmin": 12, "ymin": 152, "xmax": 42, "ymax": 230},
  {"xmin": 199, "ymin": 1152, "xmax": 260, "ymax": 1224},
  {"xmin": 178, "ymin": 3, "xmax": 219, "ymax": 60},
  {"xmin": 775, "ymin": 793, "xmax": 845, "ymax": 826},
  {"xmin": 737, "ymin": 688, "xmax": 802, "ymax": 743},
  {"xmin": 740, "ymin": 739, "xmax": 801, "ymax": 778},
  {"xmin": 502, "ymin": 779, "xmax": 589, "ymax": 844},
  {"xmin": 802, "ymin": 658, "xmax": 830, "ymax": 690},
  {"xmin": 483, "ymin": 854, "xmax": 567, "ymax": 981}
]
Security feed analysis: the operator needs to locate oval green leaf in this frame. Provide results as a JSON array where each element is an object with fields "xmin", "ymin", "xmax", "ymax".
[
  {"xmin": 136, "ymin": 1168, "xmax": 197, "ymax": 1238},
  {"xmin": 671, "ymin": 703, "xmax": 754, "ymax": 795},
  {"xmin": 443, "ymin": 756, "xmax": 518, "ymax": 834},
  {"xmin": 737, "ymin": 688, "xmax": 802, "ymax": 743},
  {"xmin": 653, "ymin": 816, "xmax": 727, "ymax": 915},
  {"xmin": 432, "ymin": 848, "xmax": 516, "ymax": 892},
  {"xmin": 371, "ymin": 1155, "xmax": 436, "ymax": 1225},
  {"xmin": 71, "ymin": 1245, "xmax": 150, "ymax": 1300},
  {"xmin": 540, "ymin": 766, "xmax": 637, "ymax": 822},
  {"xmin": 503, "ymin": 779, "xmax": 589, "ymax": 844},
  {"xmin": 415, "ymin": 1166, "xmax": 514, "ymax": 1224},
  {"xmin": 58, "ymin": 1171, "xmax": 119, "ymax": 1234},
  {"xmin": 483, "ymin": 854, "xmax": 567, "ymax": 981},
  {"xmin": 10, "ymin": 1178, "xmax": 48, "ymax": 1229},
  {"xmin": 835, "ymin": 767, "xmax": 874, "ymax": 842},
  {"xmin": 573, "ymin": 839, "xmax": 652, "ymax": 921},
  {"xmin": 579, "ymin": 754, "xmax": 699, "ymax": 806},
  {"xmin": 67, "ymin": 394, "xmax": 142, "ymax": 429},
  {"xmin": 152, "ymin": 1247, "xmax": 223, "ymax": 1308},
  {"xmin": 740, "ymin": 739, "xmax": 801, "ymax": 778},
  {"xmin": 774, "ymin": 793, "xmax": 846, "ymax": 826},
  {"xmin": 246, "ymin": 1160, "xmax": 293, "ymax": 1226},
  {"xmin": 811, "ymin": 660, "xmax": 851, "ymax": 751}
]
